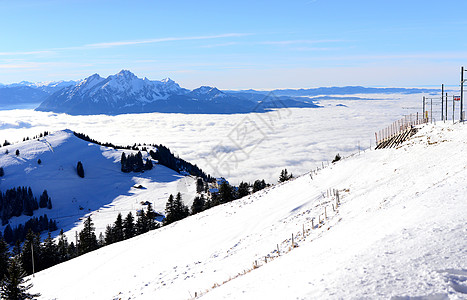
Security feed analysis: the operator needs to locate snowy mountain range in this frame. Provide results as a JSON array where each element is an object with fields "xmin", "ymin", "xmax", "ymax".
[
  {"xmin": 34, "ymin": 70, "xmax": 319, "ymax": 115},
  {"xmin": 20, "ymin": 122, "xmax": 467, "ymax": 299},
  {"xmin": 1, "ymin": 70, "xmax": 440, "ymax": 115}
]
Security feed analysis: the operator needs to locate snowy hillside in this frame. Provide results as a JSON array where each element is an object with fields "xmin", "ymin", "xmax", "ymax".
[
  {"xmin": 0, "ymin": 130, "xmax": 197, "ymax": 241},
  {"xmin": 29, "ymin": 123, "xmax": 467, "ymax": 299}
]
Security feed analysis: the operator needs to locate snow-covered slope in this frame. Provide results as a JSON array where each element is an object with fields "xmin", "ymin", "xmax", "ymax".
[
  {"xmin": 0, "ymin": 130, "xmax": 196, "ymax": 240},
  {"xmin": 29, "ymin": 123, "xmax": 467, "ymax": 299}
]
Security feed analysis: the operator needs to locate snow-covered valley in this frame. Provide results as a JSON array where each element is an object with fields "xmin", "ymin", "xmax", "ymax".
[{"xmin": 25, "ymin": 122, "xmax": 467, "ymax": 299}]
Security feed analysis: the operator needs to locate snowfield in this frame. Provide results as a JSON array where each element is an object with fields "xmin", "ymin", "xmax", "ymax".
[
  {"xmin": 28, "ymin": 122, "xmax": 467, "ymax": 299},
  {"xmin": 0, "ymin": 129, "xmax": 197, "ymax": 241}
]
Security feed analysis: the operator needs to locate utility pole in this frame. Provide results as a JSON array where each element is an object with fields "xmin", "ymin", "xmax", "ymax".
[{"xmin": 442, "ymin": 84, "xmax": 444, "ymax": 122}]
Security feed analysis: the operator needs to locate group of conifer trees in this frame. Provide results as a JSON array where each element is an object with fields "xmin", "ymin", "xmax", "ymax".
[
  {"xmin": 0, "ymin": 187, "xmax": 52, "ymax": 226},
  {"xmin": 2, "ymin": 214, "xmax": 57, "ymax": 245},
  {"xmin": 73, "ymin": 131, "xmax": 212, "ymax": 181},
  {"xmin": 120, "ymin": 152, "xmax": 153, "ymax": 173}
]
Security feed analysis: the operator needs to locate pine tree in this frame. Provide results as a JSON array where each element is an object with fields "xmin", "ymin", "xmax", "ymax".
[
  {"xmin": 0, "ymin": 256, "xmax": 40, "ymax": 300},
  {"xmin": 113, "ymin": 213, "xmax": 124, "ymax": 242},
  {"xmin": 191, "ymin": 195, "xmax": 205, "ymax": 215},
  {"xmin": 332, "ymin": 153, "xmax": 341, "ymax": 163},
  {"xmin": 145, "ymin": 203, "xmax": 158, "ymax": 230},
  {"xmin": 164, "ymin": 194, "xmax": 175, "ymax": 225},
  {"xmin": 77, "ymin": 161, "xmax": 85, "ymax": 178},
  {"xmin": 15, "ymin": 149, "xmax": 20, "ymax": 156},
  {"xmin": 237, "ymin": 182, "xmax": 250, "ymax": 198},
  {"xmin": 252, "ymin": 179, "xmax": 267, "ymax": 193},
  {"xmin": 78, "ymin": 217, "xmax": 98, "ymax": 255},
  {"xmin": 37, "ymin": 159, "xmax": 41, "ymax": 165},
  {"xmin": 0, "ymin": 237, "xmax": 10, "ymax": 280},
  {"xmin": 123, "ymin": 212, "xmax": 135, "ymax": 240},
  {"xmin": 40, "ymin": 232, "xmax": 58, "ymax": 271},
  {"xmin": 57, "ymin": 229, "xmax": 69, "ymax": 263},
  {"xmin": 20, "ymin": 230, "xmax": 41, "ymax": 275},
  {"xmin": 144, "ymin": 158, "xmax": 153, "ymax": 171},
  {"xmin": 3, "ymin": 224, "xmax": 13, "ymax": 244},
  {"xmin": 104, "ymin": 224, "xmax": 114, "ymax": 245},
  {"xmin": 0, "ymin": 167, "xmax": 4, "ymax": 177},
  {"xmin": 218, "ymin": 182, "xmax": 235, "ymax": 203},
  {"xmin": 279, "ymin": 169, "xmax": 292, "ymax": 182},
  {"xmin": 39, "ymin": 190, "xmax": 50, "ymax": 209}
]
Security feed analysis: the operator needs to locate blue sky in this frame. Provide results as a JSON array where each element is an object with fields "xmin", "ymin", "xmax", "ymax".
[{"xmin": 0, "ymin": 0, "xmax": 466, "ymax": 89}]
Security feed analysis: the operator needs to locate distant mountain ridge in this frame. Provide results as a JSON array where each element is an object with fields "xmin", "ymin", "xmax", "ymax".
[
  {"xmin": 0, "ymin": 70, "xmax": 439, "ymax": 114},
  {"xmin": 35, "ymin": 70, "xmax": 320, "ymax": 115}
]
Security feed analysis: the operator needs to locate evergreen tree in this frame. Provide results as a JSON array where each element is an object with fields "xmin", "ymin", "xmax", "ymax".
[
  {"xmin": 123, "ymin": 212, "xmax": 135, "ymax": 240},
  {"xmin": 57, "ymin": 229, "xmax": 69, "ymax": 263},
  {"xmin": 332, "ymin": 153, "xmax": 341, "ymax": 163},
  {"xmin": 237, "ymin": 182, "xmax": 250, "ymax": 198},
  {"xmin": 218, "ymin": 182, "xmax": 235, "ymax": 203},
  {"xmin": 196, "ymin": 178, "xmax": 204, "ymax": 193},
  {"xmin": 20, "ymin": 230, "xmax": 41, "ymax": 275},
  {"xmin": 191, "ymin": 195, "xmax": 205, "ymax": 215},
  {"xmin": 0, "ymin": 257, "xmax": 40, "ymax": 300},
  {"xmin": 0, "ymin": 167, "xmax": 4, "ymax": 177},
  {"xmin": 97, "ymin": 232, "xmax": 105, "ymax": 247},
  {"xmin": 3, "ymin": 224, "xmax": 13, "ymax": 244},
  {"xmin": 15, "ymin": 149, "xmax": 20, "ymax": 156},
  {"xmin": 39, "ymin": 190, "xmax": 50, "ymax": 209},
  {"xmin": 0, "ymin": 237, "xmax": 9, "ymax": 280},
  {"xmin": 135, "ymin": 210, "xmax": 148, "ymax": 234},
  {"xmin": 164, "ymin": 194, "xmax": 175, "ymax": 225},
  {"xmin": 145, "ymin": 203, "xmax": 158, "ymax": 230},
  {"xmin": 40, "ymin": 232, "xmax": 58, "ymax": 271},
  {"xmin": 144, "ymin": 158, "xmax": 153, "ymax": 171},
  {"xmin": 252, "ymin": 179, "xmax": 267, "ymax": 193},
  {"xmin": 104, "ymin": 225, "xmax": 114, "ymax": 245},
  {"xmin": 279, "ymin": 169, "xmax": 292, "ymax": 182},
  {"xmin": 78, "ymin": 217, "xmax": 98, "ymax": 255},
  {"xmin": 37, "ymin": 159, "xmax": 41, "ymax": 165},
  {"xmin": 113, "ymin": 213, "xmax": 124, "ymax": 242},
  {"xmin": 77, "ymin": 161, "xmax": 85, "ymax": 178},
  {"xmin": 165, "ymin": 193, "xmax": 188, "ymax": 225}
]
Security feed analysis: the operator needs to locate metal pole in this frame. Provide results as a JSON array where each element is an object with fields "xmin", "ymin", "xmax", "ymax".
[
  {"xmin": 423, "ymin": 96, "xmax": 426, "ymax": 122},
  {"xmin": 446, "ymin": 93, "xmax": 448, "ymax": 120},
  {"xmin": 453, "ymin": 95, "xmax": 455, "ymax": 124},
  {"xmin": 461, "ymin": 66, "xmax": 464, "ymax": 122},
  {"xmin": 431, "ymin": 98, "xmax": 433, "ymax": 124},
  {"xmin": 31, "ymin": 242, "xmax": 35, "ymax": 277},
  {"xmin": 442, "ymin": 84, "xmax": 444, "ymax": 122}
]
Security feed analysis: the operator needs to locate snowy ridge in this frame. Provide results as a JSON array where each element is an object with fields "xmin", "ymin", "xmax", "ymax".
[
  {"xmin": 28, "ymin": 123, "xmax": 467, "ymax": 299},
  {"xmin": 0, "ymin": 130, "xmax": 197, "ymax": 242}
]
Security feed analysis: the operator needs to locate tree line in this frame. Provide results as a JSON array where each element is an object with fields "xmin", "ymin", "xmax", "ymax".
[
  {"xmin": 1, "ymin": 187, "xmax": 52, "ymax": 226},
  {"xmin": 73, "ymin": 131, "xmax": 213, "ymax": 181}
]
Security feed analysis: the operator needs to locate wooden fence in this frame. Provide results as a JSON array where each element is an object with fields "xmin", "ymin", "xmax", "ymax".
[{"xmin": 375, "ymin": 113, "xmax": 427, "ymax": 147}]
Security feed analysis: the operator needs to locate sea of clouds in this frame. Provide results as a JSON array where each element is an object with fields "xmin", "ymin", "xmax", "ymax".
[{"xmin": 0, "ymin": 94, "xmax": 424, "ymax": 184}]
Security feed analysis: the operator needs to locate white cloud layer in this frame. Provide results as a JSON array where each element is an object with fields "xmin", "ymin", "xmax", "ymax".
[{"xmin": 0, "ymin": 94, "xmax": 424, "ymax": 184}]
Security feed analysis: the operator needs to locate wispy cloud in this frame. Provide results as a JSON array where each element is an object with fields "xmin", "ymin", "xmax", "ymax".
[
  {"xmin": 85, "ymin": 33, "xmax": 251, "ymax": 49},
  {"xmin": 199, "ymin": 42, "xmax": 239, "ymax": 48},
  {"xmin": 259, "ymin": 39, "xmax": 344, "ymax": 45},
  {"xmin": 0, "ymin": 50, "xmax": 55, "ymax": 56}
]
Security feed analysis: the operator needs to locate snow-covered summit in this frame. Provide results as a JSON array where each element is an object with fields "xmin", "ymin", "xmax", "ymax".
[{"xmin": 28, "ymin": 123, "xmax": 467, "ymax": 299}]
